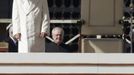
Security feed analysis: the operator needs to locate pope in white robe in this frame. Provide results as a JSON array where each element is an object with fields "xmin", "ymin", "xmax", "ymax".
[{"xmin": 12, "ymin": 0, "xmax": 50, "ymax": 53}]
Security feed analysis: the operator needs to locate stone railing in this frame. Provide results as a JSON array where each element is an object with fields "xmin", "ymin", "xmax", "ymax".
[{"xmin": 0, "ymin": 53, "xmax": 134, "ymax": 75}]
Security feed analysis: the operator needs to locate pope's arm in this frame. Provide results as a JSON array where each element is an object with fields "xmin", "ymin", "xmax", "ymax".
[
  {"xmin": 12, "ymin": 0, "xmax": 21, "ymax": 40},
  {"xmin": 40, "ymin": 0, "xmax": 50, "ymax": 37}
]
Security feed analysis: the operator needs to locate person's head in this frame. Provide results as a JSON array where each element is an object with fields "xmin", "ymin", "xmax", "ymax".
[{"xmin": 52, "ymin": 27, "xmax": 64, "ymax": 45}]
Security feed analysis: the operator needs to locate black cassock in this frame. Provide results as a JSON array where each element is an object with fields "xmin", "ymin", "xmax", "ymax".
[{"xmin": 45, "ymin": 42, "xmax": 73, "ymax": 52}]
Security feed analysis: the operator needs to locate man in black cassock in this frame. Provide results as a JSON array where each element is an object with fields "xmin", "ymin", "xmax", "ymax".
[{"xmin": 45, "ymin": 27, "xmax": 73, "ymax": 52}]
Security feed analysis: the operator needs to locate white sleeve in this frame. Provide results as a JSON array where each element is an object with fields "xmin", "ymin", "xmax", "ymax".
[
  {"xmin": 12, "ymin": 0, "xmax": 20, "ymax": 36},
  {"xmin": 41, "ymin": 0, "xmax": 50, "ymax": 35}
]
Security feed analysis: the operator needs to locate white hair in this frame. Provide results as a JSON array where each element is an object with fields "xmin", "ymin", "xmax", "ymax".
[{"xmin": 52, "ymin": 27, "xmax": 64, "ymax": 38}]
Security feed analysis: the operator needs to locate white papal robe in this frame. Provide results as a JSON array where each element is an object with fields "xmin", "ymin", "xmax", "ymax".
[{"xmin": 12, "ymin": 0, "xmax": 50, "ymax": 53}]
